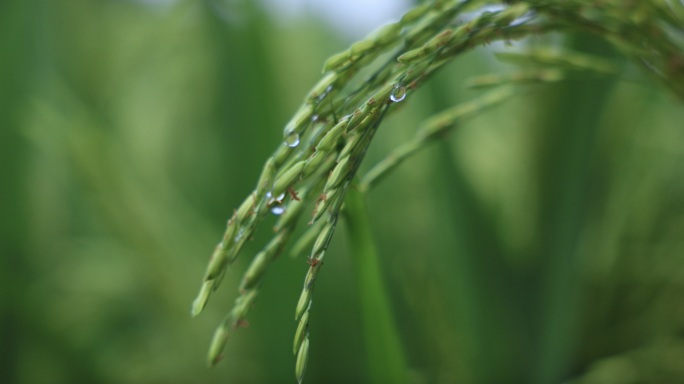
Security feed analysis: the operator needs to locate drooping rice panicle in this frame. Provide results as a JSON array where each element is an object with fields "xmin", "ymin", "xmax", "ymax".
[
  {"xmin": 205, "ymin": 162, "xmax": 335, "ymax": 365},
  {"xmin": 190, "ymin": 1, "xmax": 684, "ymax": 382},
  {"xmin": 192, "ymin": 0, "xmax": 475, "ymax": 318}
]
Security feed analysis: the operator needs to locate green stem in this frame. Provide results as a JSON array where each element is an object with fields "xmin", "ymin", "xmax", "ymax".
[{"xmin": 343, "ymin": 184, "xmax": 408, "ymax": 384}]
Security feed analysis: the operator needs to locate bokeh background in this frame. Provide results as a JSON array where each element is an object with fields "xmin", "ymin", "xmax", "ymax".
[{"xmin": 2, "ymin": 1, "xmax": 684, "ymax": 383}]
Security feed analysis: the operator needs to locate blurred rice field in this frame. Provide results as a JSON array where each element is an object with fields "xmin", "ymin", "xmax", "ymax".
[{"xmin": 2, "ymin": 1, "xmax": 684, "ymax": 383}]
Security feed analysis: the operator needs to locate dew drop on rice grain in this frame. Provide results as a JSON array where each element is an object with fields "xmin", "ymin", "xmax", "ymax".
[
  {"xmin": 268, "ymin": 192, "xmax": 286, "ymax": 205},
  {"xmin": 285, "ymin": 132, "xmax": 301, "ymax": 148},
  {"xmin": 390, "ymin": 83, "xmax": 406, "ymax": 103}
]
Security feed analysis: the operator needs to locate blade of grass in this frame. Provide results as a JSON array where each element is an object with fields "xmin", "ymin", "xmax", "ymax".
[{"xmin": 343, "ymin": 182, "xmax": 408, "ymax": 384}]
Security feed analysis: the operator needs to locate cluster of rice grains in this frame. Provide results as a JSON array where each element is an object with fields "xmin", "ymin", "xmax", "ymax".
[{"xmin": 190, "ymin": 1, "xmax": 684, "ymax": 382}]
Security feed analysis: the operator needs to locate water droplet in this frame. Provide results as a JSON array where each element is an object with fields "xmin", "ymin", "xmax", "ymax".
[
  {"xmin": 266, "ymin": 191, "xmax": 272, "ymax": 199},
  {"xmin": 325, "ymin": 85, "xmax": 333, "ymax": 94},
  {"xmin": 311, "ymin": 115, "xmax": 319, "ymax": 122},
  {"xmin": 285, "ymin": 132, "xmax": 300, "ymax": 148},
  {"xmin": 271, "ymin": 206, "xmax": 285, "ymax": 215},
  {"xmin": 390, "ymin": 83, "xmax": 406, "ymax": 103},
  {"xmin": 268, "ymin": 192, "xmax": 286, "ymax": 205}
]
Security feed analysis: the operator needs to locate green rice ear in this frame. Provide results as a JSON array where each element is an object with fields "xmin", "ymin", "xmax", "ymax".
[
  {"xmin": 295, "ymin": 335, "xmax": 310, "ymax": 384},
  {"xmin": 322, "ymin": 50, "xmax": 351, "ymax": 73}
]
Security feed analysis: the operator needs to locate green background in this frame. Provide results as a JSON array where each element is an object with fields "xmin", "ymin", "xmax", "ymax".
[{"xmin": 2, "ymin": 1, "xmax": 684, "ymax": 383}]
